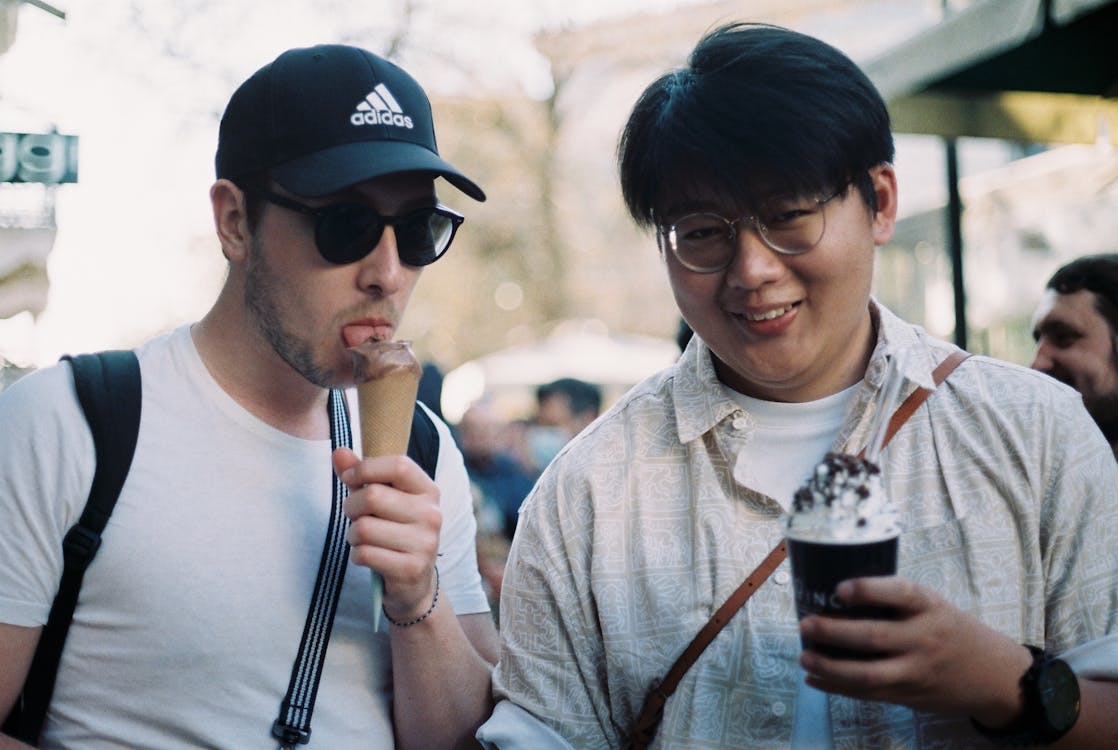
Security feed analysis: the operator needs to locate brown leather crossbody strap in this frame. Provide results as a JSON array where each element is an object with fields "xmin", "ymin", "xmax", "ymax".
[
  {"xmin": 629, "ymin": 348, "xmax": 971, "ymax": 750},
  {"xmin": 629, "ymin": 540, "xmax": 788, "ymax": 748},
  {"xmin": 875, "ymin": 349, "xmax": 970, "ymax": 453}
]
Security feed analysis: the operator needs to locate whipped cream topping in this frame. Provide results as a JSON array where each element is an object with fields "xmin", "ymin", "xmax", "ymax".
[{"xmin": 784, "ymin": 452, "xmax": 899, "ymax": 543}]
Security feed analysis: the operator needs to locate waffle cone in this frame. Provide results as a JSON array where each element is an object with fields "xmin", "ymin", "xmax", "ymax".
[{"xmin": 356, "ymin": 371, "xmax": 419, "ymax": 457}]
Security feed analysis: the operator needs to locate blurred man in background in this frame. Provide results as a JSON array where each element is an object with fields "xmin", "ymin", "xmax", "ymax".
[
  {"xmin": 536, "ymin": 377, "xmax": 603, "ymax": 439},
  {"xmin": 520, "ymin": 378, "xmax": 603, "ymax": 473},
  {"xmin": 1031, "ymin": 253, "xmax": 1118, "ymax": 458}
]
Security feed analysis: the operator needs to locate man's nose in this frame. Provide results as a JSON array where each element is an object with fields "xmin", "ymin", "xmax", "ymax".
[
  {"xmin": 1030, "ymin": 340, "xmax": 1054, "ymax": 372},
  {"xmin": 724, "ymin": 222, "xmax": 785, "ymax": 289},
  {"xmin": 356, "ymin": 226, "xmax": 405, "ymax": 295}
]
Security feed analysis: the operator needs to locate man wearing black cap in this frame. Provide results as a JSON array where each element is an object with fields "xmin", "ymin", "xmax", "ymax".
[{"xmin": 0, "ymin": 45, "xmax": 497, "ymax": 748}]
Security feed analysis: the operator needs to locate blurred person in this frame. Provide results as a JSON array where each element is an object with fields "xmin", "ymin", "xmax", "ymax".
[
  {"xmin": 0, "ymin": 45, "xmax": 497, "ymax": 749},
  {"xmin": 521, "ymin": 378, "xmax": 603, "ymax": 472},
  {"xmin": 535, "ymin": 377, "xmax": 603, "ymax": 439},
  {"xmin": 479, "ymin": 23, "xmax": 1118, "ymax": 749},
  {"xmin": 457, "ymin": 401, "xmax": 539, "ymax": 612},
  {"xmin": 458, "ymin": 401, "xmax": 538, "ymax": 539},
  {"xmin": 1031, "ymin": 253, "xmax": 1118, "ymax": 458}
]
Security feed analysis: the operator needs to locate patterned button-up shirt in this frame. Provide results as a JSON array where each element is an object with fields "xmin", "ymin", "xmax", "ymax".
[{"xmin": 487, "ymin": 302, "xmax": 1118, "ymax": 749}]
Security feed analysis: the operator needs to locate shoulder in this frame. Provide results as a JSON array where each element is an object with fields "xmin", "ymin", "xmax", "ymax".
[
  {"xmin": 942, "ymin": 353, "xmax": 1087, "ymax": 416},
  {"xmin": 132, "ymin": 325, "xmax": 194, "ymax": 378},
  {"xmin": 519, "ymin": 370, "xmax": 679, "ymax": 533},
  {"xmin": 916, "ymin": 350, "xmax": 1113, "ymax": 479},
  {"xmin": 556, "ymin": 369, "xmax": 677, "ymax": 468},
  {"xmin": 0, "ymin": 359, "xmax": 83, "ymax": 427},
  {"xmin": 889, "ymin": 314, "xmax": 1085, "ymax": 416}
]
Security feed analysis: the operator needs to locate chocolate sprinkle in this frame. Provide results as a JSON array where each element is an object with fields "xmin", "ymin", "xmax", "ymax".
[{"xmin": 791, "ymin": 451, "xmax": 881, "ymax": 513}]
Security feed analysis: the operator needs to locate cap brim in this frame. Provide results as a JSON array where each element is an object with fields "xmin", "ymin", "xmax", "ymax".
[{"xmin": 271, "ymin": 140, "xmax": 486, "ymax": 201}]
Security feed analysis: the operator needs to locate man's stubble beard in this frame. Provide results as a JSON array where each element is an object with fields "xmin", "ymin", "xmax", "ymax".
[
  {"xmin": 244, "ymin": 233, "xmax": 334, "ymax": 389},
  {"xmin": 1081, "ymin": 342, "xmax": 1118, "ymax": 447},
  {"xmin": 1084, "ymin": 392, "xmax": 1118, "ymax": 445}
]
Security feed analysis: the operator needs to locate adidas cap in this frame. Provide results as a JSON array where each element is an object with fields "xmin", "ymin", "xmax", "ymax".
[{"xmin": 215, "ymin": 44, "xmax": 485, "ymax": 201}]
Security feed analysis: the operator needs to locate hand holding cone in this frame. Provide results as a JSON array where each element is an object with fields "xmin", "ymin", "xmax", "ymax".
[{"xmin": 349, "ymin": 339, "xmax": 422, "ymax": 629}]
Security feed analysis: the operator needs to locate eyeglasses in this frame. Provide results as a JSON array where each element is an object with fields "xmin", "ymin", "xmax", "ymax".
[
  {"xmin": 250, "ymin": 188, "xmax": 464, "ymax": 267},
  {"xmin": 660, "ymin": 182, "xmax": 851, "ymax": 273}
]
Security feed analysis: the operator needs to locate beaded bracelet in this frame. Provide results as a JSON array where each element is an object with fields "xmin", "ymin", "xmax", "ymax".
[{"xmin": 383, "ymin": 566, "xmax": 440, "ymax": 628}]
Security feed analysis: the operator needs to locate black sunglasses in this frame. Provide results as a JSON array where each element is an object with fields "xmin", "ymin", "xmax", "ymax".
[{"xmin": 249, "ymin": 188, "xmax": 464, "ymax": 266}]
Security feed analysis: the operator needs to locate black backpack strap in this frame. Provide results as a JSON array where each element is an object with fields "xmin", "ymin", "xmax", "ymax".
[
  {"xmin": 407, "ymin": 402, "xmax": 439, "ymax": 479},
  {"xmin": 3, "ymin": 350, "xmax": 142, "ymax": 744}
]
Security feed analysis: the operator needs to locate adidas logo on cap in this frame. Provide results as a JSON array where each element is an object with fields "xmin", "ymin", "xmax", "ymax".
[{"xmin": 351, "ymin": 84, "xmax": 414, "ymax": 129}]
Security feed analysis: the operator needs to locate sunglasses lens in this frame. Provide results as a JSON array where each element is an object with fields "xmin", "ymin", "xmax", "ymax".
[
  {"xmin": 395, "ymin": 210, "xmax": 455, "ymax": 267},
  {"xmin": 316, "ymin": 204, "xmax": 384, "ymax": 265}
]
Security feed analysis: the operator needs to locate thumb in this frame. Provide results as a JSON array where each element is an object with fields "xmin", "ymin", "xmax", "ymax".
[{"xmin": 332, "ymin": 446, "xmax": 361, "ymax": 484}]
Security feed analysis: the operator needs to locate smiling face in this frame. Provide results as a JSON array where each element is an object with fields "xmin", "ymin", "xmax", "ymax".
[
  {"xmin": 1031, "ymin": 288, "xmax": 1118, "ymax": 437},
  {"xmin": 242, "ymin": 172, "xmax": 435, "ymax": 388},
  {"xmin": 662, "ymin": 164, "xmax": 898, "ymax": 403}
]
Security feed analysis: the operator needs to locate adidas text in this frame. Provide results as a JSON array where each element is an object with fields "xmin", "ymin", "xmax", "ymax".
[{"xmin": 351, "ymin": 110, "xmax": 414, "ymax": 129}]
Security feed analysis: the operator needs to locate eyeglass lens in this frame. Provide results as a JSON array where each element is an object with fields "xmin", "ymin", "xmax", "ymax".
[{"xmin": 667, "ymin": 186, "xmax": 845, "ymax": 272}]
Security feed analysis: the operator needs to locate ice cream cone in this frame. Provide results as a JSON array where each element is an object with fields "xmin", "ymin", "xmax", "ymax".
[
  {"xmin": 350, "ymin": 339, "xmax": 422, "ymax": 458},
  {"xmin": 348, "ymin": 338, "xmax": 423, "ymax": 629}
]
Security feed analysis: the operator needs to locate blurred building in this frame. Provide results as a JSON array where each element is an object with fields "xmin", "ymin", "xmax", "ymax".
[{"xmin": 1, "ymin": 0, "xmax": 70, "ymax": 385}]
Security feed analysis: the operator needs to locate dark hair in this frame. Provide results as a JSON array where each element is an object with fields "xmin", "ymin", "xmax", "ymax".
[
  {"xmin": 618, "ymin": 22, "xmax": 894, "ymax": 229},
  {"xmin": 537, "ymin": 378, "xmax": 602, "ymax": 417},
  {"xmin": 1047, "ymin": 253, "xmax": 1118, "ymax": 336}
]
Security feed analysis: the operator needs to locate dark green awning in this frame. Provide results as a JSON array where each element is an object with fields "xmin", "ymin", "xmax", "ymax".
[{"xmin": 863, "ymin": 0, "xmax": 1118, "ymax": 145}]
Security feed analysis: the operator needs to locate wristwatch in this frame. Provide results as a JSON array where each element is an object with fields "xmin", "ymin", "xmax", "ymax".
[{"xmin": 972, "ymin": 645, "xmax": 1081, "ymax": 746}]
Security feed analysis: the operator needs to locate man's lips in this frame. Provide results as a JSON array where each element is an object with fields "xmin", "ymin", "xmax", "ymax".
[{"xmin": 342, "ymin": 320, "xmax": 394, "ymax": 348}]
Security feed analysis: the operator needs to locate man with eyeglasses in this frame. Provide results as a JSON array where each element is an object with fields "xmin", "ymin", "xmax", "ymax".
[
  {"xmin": 1031, "ymin": 253, "xmax": 1118, "ymax": 460},
  {"xmin": 0, "ymin": 45, "xmax": 497, "ymax": 748},
  {"xmin": 479, "ymin": 23, "xmax": 1118, "ymax": 750}
]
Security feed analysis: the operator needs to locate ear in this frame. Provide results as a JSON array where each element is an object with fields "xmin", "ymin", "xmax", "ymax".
[
  {"xmin": 868, "ymin": 162, "xmax": 898, "ymax": 246},
  {"xmin": 210, "ymin": 179, "xmax": 252, "ymax": 263}
]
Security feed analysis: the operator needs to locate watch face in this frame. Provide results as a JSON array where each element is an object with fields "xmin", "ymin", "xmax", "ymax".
[{"xmin": 1038, "ymin": 658, "xmax": 1081, "ymax": 732}]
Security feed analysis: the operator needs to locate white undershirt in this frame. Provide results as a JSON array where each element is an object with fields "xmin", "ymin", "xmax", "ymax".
[
  {"xmin": 721, "ymin": 381, "xmax": 859, "ymax": 749},
  {"xmin": 721, "ymin": 381, "xmax": 859, "ymax": 509}
]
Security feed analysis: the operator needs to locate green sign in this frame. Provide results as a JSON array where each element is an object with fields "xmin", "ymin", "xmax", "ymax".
[{"xmin": 0, "ymin": 131, "xmax": 79, "ymax": 184}]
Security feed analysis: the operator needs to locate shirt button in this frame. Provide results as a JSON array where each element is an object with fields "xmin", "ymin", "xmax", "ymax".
[
  {"xmin": 774, "ymin": 570, "xmax": 791, "ymax": 585},
  {"xmin": 732, "ymin": 417, "xmax": 748, "ymax": 430},
  {"xmin": 772, "ymin": 701, "xmax": 787, "ymax": 716}
]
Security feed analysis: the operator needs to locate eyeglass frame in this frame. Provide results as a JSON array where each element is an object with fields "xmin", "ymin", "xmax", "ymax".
[
  {"xmin": 247, "ymin": 187, "xmax": 465, "ymax": 267},
  {"xmin": 658, "ymin": 180, "xmax": 853, "ymax": 274}
]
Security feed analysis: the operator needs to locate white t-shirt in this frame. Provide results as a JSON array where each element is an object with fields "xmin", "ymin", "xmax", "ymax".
[
  {"xmin": 719, "ymin": 382, "xmax": 858, "ymax": 511},
  {"xmin": 0, "ymin": 325, "xmax": 489, "ymax": 749}
]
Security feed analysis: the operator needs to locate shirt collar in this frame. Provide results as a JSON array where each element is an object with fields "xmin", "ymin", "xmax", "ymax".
[{"xmin": 672, "ymin": 335, "xmax": 741, "ymax": 443}]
